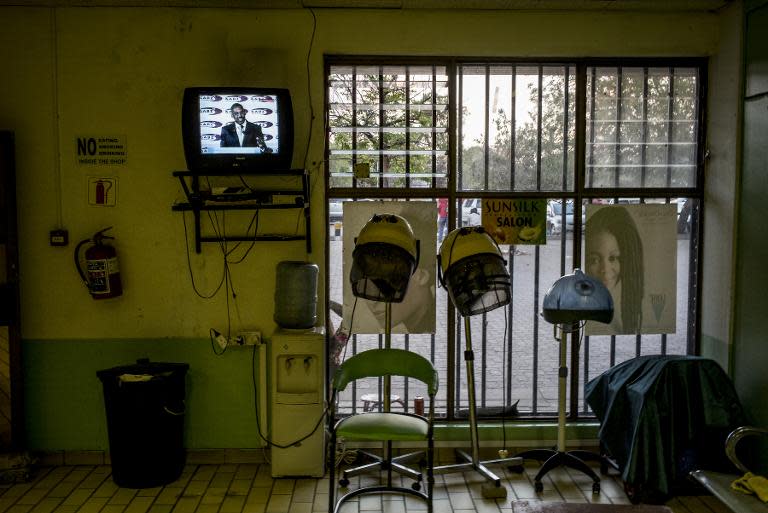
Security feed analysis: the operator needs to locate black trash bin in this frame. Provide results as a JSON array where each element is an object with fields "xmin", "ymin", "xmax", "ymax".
[{"xmin": 97, "ymin": 359, "xmax": 189, "ymax": 488}]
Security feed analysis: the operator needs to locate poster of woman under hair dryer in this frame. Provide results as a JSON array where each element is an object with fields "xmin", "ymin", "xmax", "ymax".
[
  {"xmin": 342, "ymin": 201, "xmax": 437, "ymax": 335},
  {"xmin": 584, "ymin": 203, "xmax": 677, "ymax": 336}
]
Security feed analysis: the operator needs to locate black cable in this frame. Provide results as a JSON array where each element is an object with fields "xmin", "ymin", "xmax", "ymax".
[
  {"xmin": 303, "ymin": 7, "xmax": 317, "ymax": 171},
  {"xmin": 182, "ymin": 208, "xmax": 234, "ymax": 356},
  {"xmin": 181, "ymin": 176, "xmax": 263, "ymax": 357},
  {"xmin": 182, "ymin": 211, "xmax": 227, "ymax": 299},
  {"xmin": 238, "ymin": 175, "xmax": 255, "ymax": 192},
  {"xmin": 339, "ymin": 296, "xmax": 359, "ymax": 364},
  {"xmin": 224, "ymin": 265, "xmax": 233, "ymax": 340},
  {"xmin": 226, "ymin": 210, "xmax": 260, "ymax": 264},
  {"xmin": 200, "ymin": 208, "xmax": 243, "ymax": 351},
  {"xmin": 205, "ymin": 209, "xmax": 236, "ymax": 340}
]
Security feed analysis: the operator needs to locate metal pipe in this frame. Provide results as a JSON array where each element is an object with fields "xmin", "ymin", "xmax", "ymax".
[{"xmin": 464, "ymin": 317, "xmax": 480, "ymax": 464}]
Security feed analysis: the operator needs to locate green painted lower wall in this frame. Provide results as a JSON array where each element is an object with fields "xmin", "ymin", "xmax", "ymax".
[
  {"xmin": 23, "ymin": 338, "xmax": 597, "ymax": 452},
  {"xmin": 434, "ymin": 422, "xmax": 598, "ymax": 445},
  {"xmin": 23, "ymin": 338, "xmax": 265, "ymax": 451}
]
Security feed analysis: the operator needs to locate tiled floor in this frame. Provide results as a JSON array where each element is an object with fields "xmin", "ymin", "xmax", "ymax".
[{"xmin": 0, "ymin": 460, "xmax": 730, "ymax": 513}]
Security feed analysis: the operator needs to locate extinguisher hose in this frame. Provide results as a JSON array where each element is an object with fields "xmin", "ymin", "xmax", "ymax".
[{"xmin": 74, "ymin": 237, "xmax": 92, "ymax": 287}]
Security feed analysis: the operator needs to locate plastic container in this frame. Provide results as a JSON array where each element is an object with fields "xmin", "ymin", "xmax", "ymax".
[
  {"xmin": 96, "ymin": 359, "xmax": 189, "ymax": 488},
  {"xmin": 274, "ymin": 261, "xmax": 319, "ymax": 329}
]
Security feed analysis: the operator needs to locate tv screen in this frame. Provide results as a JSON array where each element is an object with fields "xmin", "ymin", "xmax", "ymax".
[{"xmin": 182, "ymin": 87, "xmax": 294, "ymax": 173}]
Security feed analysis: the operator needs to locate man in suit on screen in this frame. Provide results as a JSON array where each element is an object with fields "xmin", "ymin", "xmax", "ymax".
[{"xmin": 220, "ymin": 103, "xmax": 271, "ymax": 152}]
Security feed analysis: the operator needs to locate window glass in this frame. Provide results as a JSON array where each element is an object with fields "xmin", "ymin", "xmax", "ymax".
[
  {"xmin": 458, "ymin": 65, "xmax": 576, "ymax": 192},
  {"xmin": 585, "ymin": 67, "xmax": 700, "ymax": 189},
  {"xmin": 326, "ymin": 60, "xmax": 702, "ymax": 419},
  {"xmin": 327, "ymin": 65, "xmax": 449, "ymax": 189}
]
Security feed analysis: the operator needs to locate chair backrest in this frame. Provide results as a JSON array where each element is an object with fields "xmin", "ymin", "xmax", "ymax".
[{"xmin": 333, "ymin": 348, "xmax": 438, "ymax": 398}]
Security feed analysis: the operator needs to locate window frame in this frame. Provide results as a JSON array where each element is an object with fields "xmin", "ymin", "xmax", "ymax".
[{"xmin": 324, "ymin": 55, "xmax": 707, "ymax": 421}]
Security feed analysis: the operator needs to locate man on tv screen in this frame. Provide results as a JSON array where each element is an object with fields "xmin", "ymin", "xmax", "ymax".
[{"xmin": 220, "ymin": 103, "xmax": 272, "ymax": 153}]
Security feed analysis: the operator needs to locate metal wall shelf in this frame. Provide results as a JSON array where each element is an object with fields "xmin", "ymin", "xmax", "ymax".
[{"xmin": 172, "ymin": 169, "xmax": 311, "ymax": 253}]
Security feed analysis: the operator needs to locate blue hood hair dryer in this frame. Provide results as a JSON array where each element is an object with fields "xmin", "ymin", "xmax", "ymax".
[{"xmin": 541, "ymin": 268, "xmax": 613, "ymax": 325}]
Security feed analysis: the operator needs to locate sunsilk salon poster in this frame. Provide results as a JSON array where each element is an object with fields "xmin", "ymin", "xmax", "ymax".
[{"xmin": 481, "ymin": 199, "xmax": 547, "ymax": 245}]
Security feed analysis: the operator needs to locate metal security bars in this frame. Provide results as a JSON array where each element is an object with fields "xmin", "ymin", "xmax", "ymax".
[
  {"xmin": 457, "ymin": 64, "xmax": 577, "ymax": 193},
  {"xmin": 327, "ymin": 64, "xmax": 450, "ymax": 190},
  {"xmin": 585, "ymin": 66, "xmax": 701, "ymax": 189},
  {"xmin": 325, "ymin": 57, "xmax": 705, "ymax": 420}
]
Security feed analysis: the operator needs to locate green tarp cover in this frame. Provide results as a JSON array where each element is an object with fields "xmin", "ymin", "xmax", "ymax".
[{"xmin": 586, "ymin": 355, "xmax": 745, "ymax": 501}]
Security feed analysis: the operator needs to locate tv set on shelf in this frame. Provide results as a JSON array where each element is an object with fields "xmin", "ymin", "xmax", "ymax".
[{"xmin": 181, "ymin": 87, "xmax": 294, "ymax": 173}]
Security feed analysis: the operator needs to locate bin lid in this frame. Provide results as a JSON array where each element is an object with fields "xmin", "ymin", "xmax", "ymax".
[{"xmin": 97, "ymin": 359, "xmax": 189, "ymax": 382}]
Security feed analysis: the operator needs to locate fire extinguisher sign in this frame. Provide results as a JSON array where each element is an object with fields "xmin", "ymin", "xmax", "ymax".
[{"xmin": 87, "ymin": 177, "xmax": 118, "ymax": 206}]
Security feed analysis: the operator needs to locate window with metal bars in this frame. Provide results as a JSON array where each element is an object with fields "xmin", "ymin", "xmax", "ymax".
[
  {"xmin": 458, "ymin": 64, "xmax": 576, "ymax": 192},
  {"xmin": 325, "ymin": 58, "xmax": 704, "ymax": 420},
  {"xmin": 585, "ymin": 66, "xmax": 701, "ymax": 189},
  {"xmin": 327, "ymin": 64, "xmax": 450, "ymax": 190}
]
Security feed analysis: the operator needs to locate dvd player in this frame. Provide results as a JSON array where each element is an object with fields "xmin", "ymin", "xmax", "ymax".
[{"xmin": 205, "ymin": 187, "xmax": 269, "ymax": 203}]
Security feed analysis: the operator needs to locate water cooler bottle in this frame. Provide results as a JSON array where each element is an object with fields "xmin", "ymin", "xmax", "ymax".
[{"xmin": 269, "ymin": 327, "xmax": 325, "ymax": 477}]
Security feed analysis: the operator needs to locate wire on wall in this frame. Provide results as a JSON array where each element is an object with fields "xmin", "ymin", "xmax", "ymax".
[
  {"xmin": 182, "ymin": 212, "xmax": 227, "ymax": 299},
  {"xmin": 303, "ymin": 7, "xmax": 318, "ymax": 172},
  {"xmin": 178, "ymin": 13, "xmax": 320, "ymax": 352},
  {"xmin": 181, "ymin": 202, "xmax": 262, "ymax": 355},
  {"xmin": 50, "ymin": 8, "xmax": 64, "ymax": 229}
]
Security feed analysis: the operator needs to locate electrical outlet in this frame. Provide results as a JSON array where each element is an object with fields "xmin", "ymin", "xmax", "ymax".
[
  {"xmin": 238, "ymin": 331, "xmax": 262, "ymax": 346},
  {"xmin": 49, "ymin": 229, "xmax": 69, "ymax": 247},
  {"xmin": 218, "ymin": 330, "xmax": 261, "ymax": 348},
  {"xmin": 215, "ymin": 332, "xmax": 228, "ymax": 350}
]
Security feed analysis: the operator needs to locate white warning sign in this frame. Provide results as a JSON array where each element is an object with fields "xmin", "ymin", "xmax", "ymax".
[{"xmin": 75, "ymin": 136, "xmax": 127, "ymax": 165}]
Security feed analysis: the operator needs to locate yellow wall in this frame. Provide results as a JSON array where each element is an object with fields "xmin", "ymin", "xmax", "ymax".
[
  {"xmin": 0, "ymin": 5, "xmax": 741, "ymax": 450},
  {"xmin": 0, "ymin": 6, "xmax": 725, "ymax": 341}
]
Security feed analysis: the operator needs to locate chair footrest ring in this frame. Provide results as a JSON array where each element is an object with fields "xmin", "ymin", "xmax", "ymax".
[{"xmin": 333, "ymin": 484, "xmax": 428, "ymax": 513}]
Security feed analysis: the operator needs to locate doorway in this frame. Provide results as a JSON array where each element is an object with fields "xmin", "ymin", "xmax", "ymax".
[{"xmin": 0, "ymin": 131, "xmax": 23, "ymax": 450}]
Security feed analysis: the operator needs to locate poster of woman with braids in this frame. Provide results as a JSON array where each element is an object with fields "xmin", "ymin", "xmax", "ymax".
[{"xmin": 584, "ymin": 204, "xmax": 678, "ymax": 336}]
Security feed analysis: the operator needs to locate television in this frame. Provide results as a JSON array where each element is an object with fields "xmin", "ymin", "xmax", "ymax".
[{"xmin": 182, "ymin": 87, "xmax": 294, "ymax": 173}]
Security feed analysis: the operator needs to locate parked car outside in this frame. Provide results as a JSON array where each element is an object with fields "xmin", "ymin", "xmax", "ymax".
[
  {"xmin": 548, "ymin": 200, "xmax": 585, "ymax": 233},
  {"xmin": 329, "ymin": 199, "xmax": 346, "ymax": 223},
  {"xmin": 461, "ymin": 198, "xmax": 482, "ymax": 226},
  {"xmin": 546, "ymin": 202, "xmax": 562, "ymax": 235}
]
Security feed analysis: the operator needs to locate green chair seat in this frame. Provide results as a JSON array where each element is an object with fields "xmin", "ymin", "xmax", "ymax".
[
  {"xmin": 336, "ymin": 412, "xmax": 428, "ymax": 441},
  {"xmin": 328, "ymin": 348, "xmax": 437, "ymax": 513}
]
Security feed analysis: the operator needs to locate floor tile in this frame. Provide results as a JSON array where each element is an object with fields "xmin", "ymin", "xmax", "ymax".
[{"xmin": 0, "ymin": 460, "xmax": 724, "ymax": 513}]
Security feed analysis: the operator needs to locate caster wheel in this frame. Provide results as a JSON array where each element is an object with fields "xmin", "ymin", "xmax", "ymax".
[
  {"xmin": 339, "ymin": 478, "xmax": 349, "ymax": 487},
  {"xmin": 624, "ymin": 482, "xmax": 642, "ymax": 504},
  {"xmin": 481, "ymin": 483, "xmax": 507, "ymax": 499},
  {"xmin": 534, "ymin": 481, "xmax": 544, "ymax": 493},
  {"xmin": 592, "ymin": 482, "xmax": 601, "ymax": 494},
  {"xmin": 412, "ymin": 482, "xmax": 421, "ymax": 491},
  {"xmin": 508, "ymin": 464, "xmax": 525, "ymax": 474}
]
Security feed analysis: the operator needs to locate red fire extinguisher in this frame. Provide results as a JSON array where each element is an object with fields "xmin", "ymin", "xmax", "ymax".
[
  {"xmin": 95, "ymin": 179, "xmax": 112, "ymax": 205},
  {"xmin": 74, "ymin": 227, "xmax": 123, "ymax": 299}
]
